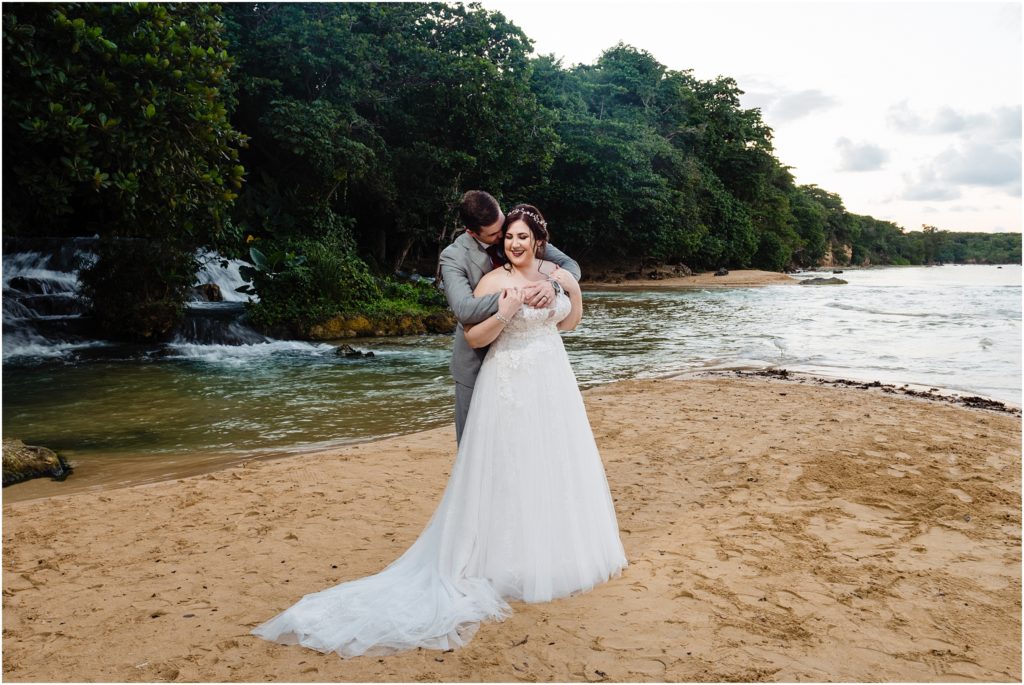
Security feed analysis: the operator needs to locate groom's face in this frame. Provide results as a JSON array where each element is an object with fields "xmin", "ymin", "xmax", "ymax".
[{"xmin": 471, "ymin": 211, "xmax": 505, "ymax": 246}]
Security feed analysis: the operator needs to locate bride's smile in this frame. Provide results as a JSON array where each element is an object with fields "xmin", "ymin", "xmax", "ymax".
[{"xmin": 504, "ymin": 222, "xmax": 536, "ymax": 266}]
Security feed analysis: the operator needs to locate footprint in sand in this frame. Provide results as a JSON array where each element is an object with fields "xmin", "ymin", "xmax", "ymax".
[
  {"xmin": 881, "ymin": 464, "xmax": 921, "ymax": 477},
  {"xmin": 947, "ymin": 488, "xmax": 973, "ymax": 503}
]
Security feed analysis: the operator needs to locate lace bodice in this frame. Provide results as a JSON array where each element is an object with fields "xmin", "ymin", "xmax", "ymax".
[
  {"xmin": 487, "ymin": 292, "xmax": 572, "ymax": 405},
  {"xmin": 492, "ymin": 291, "xmax": 571, "ymax": 344}
]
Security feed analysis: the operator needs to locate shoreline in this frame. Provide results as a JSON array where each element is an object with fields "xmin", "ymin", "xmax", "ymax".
[
  {"xmin": 708, "ymin": 368, "xmax": 1021, "ymax": 414},
  {"xmin": 584, "ymin": 269, "xmax": 798, "ymax": 289},
  {"xmin": 3, "ymin": 375, "xmax": 1020, "ymax": 681},
  {"xmin": 4, "ymin": 369, "xmax": 1018, "ymax": 505}
]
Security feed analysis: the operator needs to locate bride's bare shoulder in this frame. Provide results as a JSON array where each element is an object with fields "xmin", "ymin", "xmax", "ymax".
[
  {"xmin": 474, "ymin": 268, "xmax": 508, "ymax": 297},
  {"xmin": 536, "ymin": 260, "xmax": 557, "ymax": 276}
]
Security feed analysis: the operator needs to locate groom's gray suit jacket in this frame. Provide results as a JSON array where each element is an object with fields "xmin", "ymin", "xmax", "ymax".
[{"xmin": 439, "ymin": 231, "xmax": 581, "ymax": 388}]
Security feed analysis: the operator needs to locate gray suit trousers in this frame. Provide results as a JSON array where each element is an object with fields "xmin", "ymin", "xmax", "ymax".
[{"xmin": 454, "ymin": 381, "xmax": 474, "ymax": 444}]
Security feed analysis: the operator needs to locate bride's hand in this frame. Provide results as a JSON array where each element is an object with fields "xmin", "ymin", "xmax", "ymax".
[
  {"xmin": 498, "ymin": 287, "xmax": 524, "ymax": 320},
  {"xmin": 520, "ymin": 280, "xmax": 556, "ymax": 309},
  {"xmin": 550, "ymin": 266, "xmax": 579, "ymax": 294}
]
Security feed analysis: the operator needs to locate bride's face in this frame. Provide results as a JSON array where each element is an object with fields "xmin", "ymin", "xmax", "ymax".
[{"xmin": 504, "ymin": 220, "xmax": 536, "ymax": 268}]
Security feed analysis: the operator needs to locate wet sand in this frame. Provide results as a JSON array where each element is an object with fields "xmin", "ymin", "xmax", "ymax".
[{"xmin": 2, "ymin": 375, "xmax": 1020, "ymax": 682}]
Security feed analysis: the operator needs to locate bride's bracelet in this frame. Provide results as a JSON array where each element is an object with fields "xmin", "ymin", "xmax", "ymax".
[{"xmin": 495, "ymin": 313, "xmax": 512, "ymax": 325}]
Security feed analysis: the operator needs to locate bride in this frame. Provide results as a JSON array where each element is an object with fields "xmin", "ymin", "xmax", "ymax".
[{"xmin": 252, "ymin": 204, "xmax": 627, "ymax": 658}]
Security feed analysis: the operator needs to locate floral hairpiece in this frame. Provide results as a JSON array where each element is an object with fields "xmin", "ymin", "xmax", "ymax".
[{"xmin": 508, "ymin": 209, "xmax": 547, "ymax": 229}]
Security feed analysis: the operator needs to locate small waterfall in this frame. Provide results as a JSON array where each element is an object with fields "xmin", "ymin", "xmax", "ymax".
[
  {"xmin": 193, "ymin": 250, "xmax": 259, "ymax": 303},
  {"xmin": 2, "ymin": 242, "xmax": 281, "ymax": 361},
  {"xmin": 176, "ymin": 302, "xmax": 270, "ymax": 345},
  {"xmin": 2, "ymin": 240, "xmax": 104, "ymax": 361},
  {"xmin": 175, "ymin": 250, "xmax": 270, "ymax": 345}
]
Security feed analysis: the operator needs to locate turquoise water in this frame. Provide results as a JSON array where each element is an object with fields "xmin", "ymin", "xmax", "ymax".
[{"xmin": 2, "ymin": 264, "xmax": 1019, "ymax": 496}]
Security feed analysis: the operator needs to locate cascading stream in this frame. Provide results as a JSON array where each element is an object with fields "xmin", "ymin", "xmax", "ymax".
[{"xmin": 2, "ymin": 243, "xmax": 269, "ymax": 359}]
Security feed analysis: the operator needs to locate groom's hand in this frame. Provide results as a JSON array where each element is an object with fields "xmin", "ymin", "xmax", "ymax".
[{"xmin": 521, "ymin": 280, "xmax": 556, "ymax": 309}]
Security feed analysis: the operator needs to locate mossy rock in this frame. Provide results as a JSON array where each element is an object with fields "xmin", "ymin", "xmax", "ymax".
[
  {"xmin": 424, "ymin": 311, "xmax": 457, "ymax": 334},
  {"xmin": 308, "ymin": 311, "xmax": 456, "ymax": 339},
  {"xmin": 3, "ymin": 438, "xmax": 72, "ymax": 487},
  {"xmin": 308, "ymin": 315, "xmax": 374, "ymax": 339}
]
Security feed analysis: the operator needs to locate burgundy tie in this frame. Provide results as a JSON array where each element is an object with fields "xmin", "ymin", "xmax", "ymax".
[{"xmin": 485, "ymin": 244, "xmax": 502, "ymax": 270}]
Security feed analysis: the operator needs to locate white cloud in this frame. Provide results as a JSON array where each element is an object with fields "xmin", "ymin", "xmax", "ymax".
[
  {"xmin": 773, "ymin": 89, "xmax": 839, "ymax": 123},
  {"xmin": 886, "ymin": 101, "xmax": 923, "ymax": 132},
  {"xmin": 887, "ymin": 102, "xmax": 1022, "ymax": 141},
  {"xmin": 932, "ymin": 107, "xmax": 970, "ymax": 134},
  {"xmin": 902, "ymin": 181, "xmax": 962, "ymax": 202},
  {"xmin": 738, "ymin": 80, "xmax": 838, "ymax": 124},
  {"xmin": 934, "ymin": 141, "xmax": 1021, "ymax": 190},
  {"xmin": 900, "ymin": 141, "xmax": 1020, "ymax": 202},
  {"xmin": 991, "ymin": 106, "xmax": 1023, "ymax": 140},
  {"xmin": 835, "ymin": 137, "xmax": 889, "ymax": 172},
  {"xmin": 900, "ymin": 165, "xmax": 960, "ymax": 201}
]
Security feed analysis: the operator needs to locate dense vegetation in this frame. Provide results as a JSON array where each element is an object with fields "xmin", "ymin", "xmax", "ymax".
[{"xmin": 4, "ymin": 3, "xmax": 1019, "ymax": 340}]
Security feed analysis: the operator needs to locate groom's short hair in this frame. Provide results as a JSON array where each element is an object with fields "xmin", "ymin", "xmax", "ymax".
[{"xmin": 459, "ymin": 191, "xmax": 501, "ymax": 233}]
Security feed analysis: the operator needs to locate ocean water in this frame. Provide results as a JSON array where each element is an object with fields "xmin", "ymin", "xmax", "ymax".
[
  {"xmin": 2, "ymin": 264, "xmax": 1019, "ymax": 496},
  {"xmin": 575, "ymin": 264, "xmax": 1022, "ymax": 403}
]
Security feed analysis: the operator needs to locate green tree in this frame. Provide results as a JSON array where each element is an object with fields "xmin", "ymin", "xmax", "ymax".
[
  {"xmin": 789, "ymin": 185, "xmax": 828, "ymax": 266},
  {"xmin": 920, "ymin": 224, "xmax": 946, "ymax": 264},
  {"xmin": 224, "ymin": 2, "xmax": 553, "ymax": 270}
]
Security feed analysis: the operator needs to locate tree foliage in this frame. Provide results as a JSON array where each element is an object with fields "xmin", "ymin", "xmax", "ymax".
[{"xmin": 3, "ymin": 2, "xmax": 246, "ymax": 339}]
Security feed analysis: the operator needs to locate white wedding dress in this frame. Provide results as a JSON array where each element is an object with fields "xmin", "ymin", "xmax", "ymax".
[{"xmin": 252, "ymin": 292, "xmax": 627, "ymax": 657}]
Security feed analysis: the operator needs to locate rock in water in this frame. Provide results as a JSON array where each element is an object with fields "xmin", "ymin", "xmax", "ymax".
[
  {"xmin": 800, "ymin": 277, "xmax": 848, "ymax": 285},
  {"xmin": 335, "ymin": 344, "xmax": 374, "ymax": 359},
  {"xmin": 3, "ymin": 438, "xmax": 73, "ymax": 486},
  {"xmin": 192, "ymin": 283, "xmax": 224, "ymax": 302}
]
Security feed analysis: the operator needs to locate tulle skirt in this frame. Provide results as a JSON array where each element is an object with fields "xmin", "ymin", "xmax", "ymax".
[{"xmin": 252, "ymin": 323, "xmax": 627, "ymax": 657}]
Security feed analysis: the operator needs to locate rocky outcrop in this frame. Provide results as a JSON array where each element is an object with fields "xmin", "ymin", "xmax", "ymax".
[
  {"xmin": 800, "ymin": 277, "xmax": 848, "ymax": 285},
  {"xmin": 585, "ymin": 263, "xmax": 694, "ymax": 283},
  {"xmin": 819, "ymin": 243, "xmax": 854, "ymax": 268},
  {"xmin": 3, "ymin": 438, "xmax": 72, "ymax": 486}
]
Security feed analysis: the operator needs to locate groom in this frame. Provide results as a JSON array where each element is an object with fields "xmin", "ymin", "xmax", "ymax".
[{"xmin": 439, "ymin": 190, "xmax": 581, "ymax": 443}]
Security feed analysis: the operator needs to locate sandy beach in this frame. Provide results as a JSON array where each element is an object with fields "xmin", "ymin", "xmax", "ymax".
[
  {"xmin": 585, "ymin": 269, "xmax": 799, "ymax": 289},
  {"xmin": 2, "ymin": 374, "xmax": 1020, "ymax": 682}
]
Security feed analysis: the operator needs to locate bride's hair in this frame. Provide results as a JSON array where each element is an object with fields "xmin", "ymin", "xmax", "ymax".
[{"xmin": 498, "ymin": 204, "xmax": 548, "ymax": 268}]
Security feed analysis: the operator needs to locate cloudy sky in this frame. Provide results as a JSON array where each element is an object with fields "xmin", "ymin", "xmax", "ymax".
[{"xmin": 482, "ymin": 1, "xmax": 1022, "ymax": 233}]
